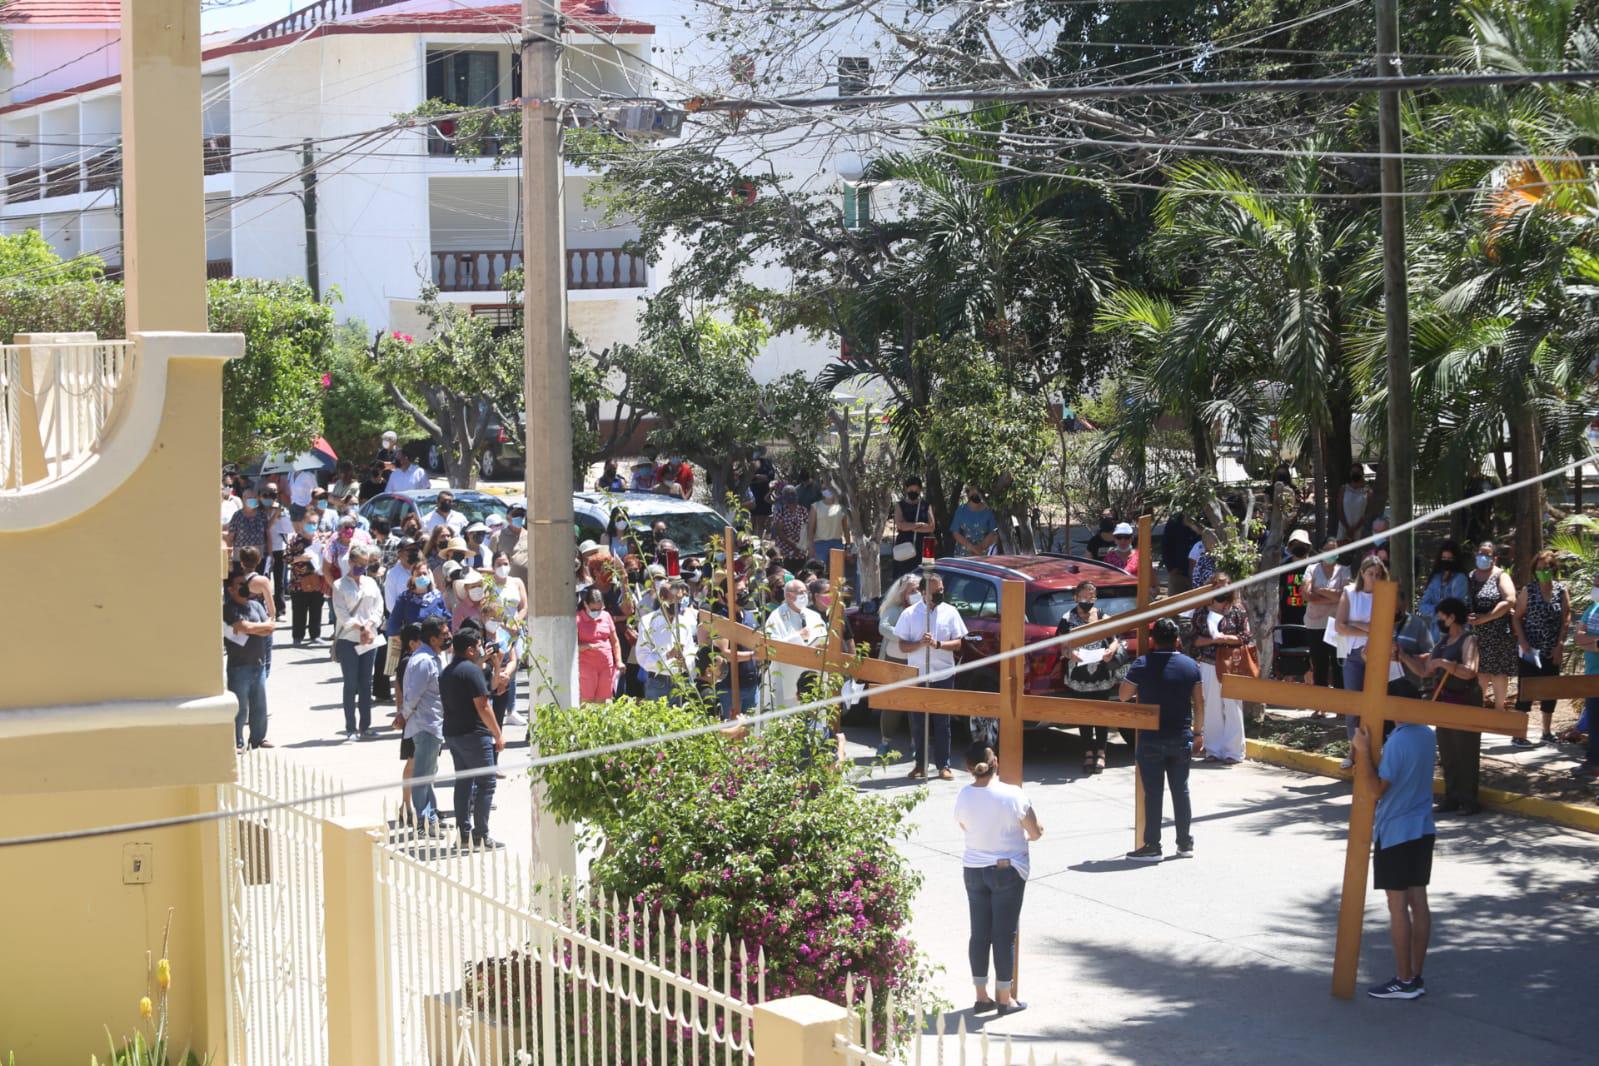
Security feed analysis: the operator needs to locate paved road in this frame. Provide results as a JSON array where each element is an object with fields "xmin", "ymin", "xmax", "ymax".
[{"xmin": 259, "ymin": 626, "xmax": 1599, "ymax": 1065}]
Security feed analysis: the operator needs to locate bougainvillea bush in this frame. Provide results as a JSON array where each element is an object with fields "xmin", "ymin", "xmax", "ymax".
[{"xmin": 527, "ymin": 696, "xmax": 935, "ymax": 1045}]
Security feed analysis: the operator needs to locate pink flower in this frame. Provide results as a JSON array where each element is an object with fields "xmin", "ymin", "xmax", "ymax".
[{"xmin": 319, "ymin": 373, "xmax": 332, "ymax": 388}]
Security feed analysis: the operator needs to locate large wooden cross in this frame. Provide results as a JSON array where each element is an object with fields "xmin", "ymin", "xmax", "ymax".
[{"xmin": 1221, "ymin": 581, "xmax": 1528, "ymax": 999}]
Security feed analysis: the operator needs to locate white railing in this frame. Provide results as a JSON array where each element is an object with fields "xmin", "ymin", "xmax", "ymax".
[
  {"xmin": 832, "ymin": 979, "xmax": 1064, "ymax": 1066},
  {"xmin": 372, "ymin": 819, "xmax": 767, "ymax": 1066},
  {"xmin": 0, "ymin": 335, "xmax": 134, "ymax": 490},
  {"xmin": 216, "ymin": 753, "xmax": 346, "ymax": 1066}
]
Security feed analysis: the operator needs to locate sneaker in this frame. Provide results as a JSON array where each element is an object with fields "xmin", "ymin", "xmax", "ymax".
[
  {"xmin": 1511, "ymin": 736, "xmax": 1534, "ymax": 748},
  {"xmin": 472, "ymin": 834, "xmax": 504, "ymax": 850},
  {"xmin": 1125, "ymin": 844, "xmax": 1163, "ymax": 863},
  {"xmin": 1540, "ymin": 732, "xmax": 1558, "ymax": 745},
  {"xmin": 874, "ymin": 742, "xmax": 897, "ymax": 758},
  {"xmin": 1175, "ymin": 839, "xmax": 1195, "ymax": 858},
  {"xmin": 360, "ymin": 729, "xmax": 379, "ymax": 740},
  {"xmin": 1367, "ymin": 977, "xmax": 1423, "ymax": 1000},
  {"xmin": 341, "ymin": 731, "xmax": 358, "ymax": 743},
  {"xmin": 1409, "ymin": 976, "xmax": 1426, "ymax": 997},
  {"xmin": 1340, "ymin": 756, "xmax": 1355, "ymax": 770},
  {"xmin": 504, "ymin": 710, "xmax": 528, "ymax": 727}
]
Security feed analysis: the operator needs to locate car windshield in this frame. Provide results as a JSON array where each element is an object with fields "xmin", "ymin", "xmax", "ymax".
[
  {"xmin": 1028, "ymin": 588, "xmax": 1138, "ymax": 627},
  {"xmin": 433, "ymin": 495, "xmax": 508, "ymax": 524},
  {"xmin": 617, "ymin": 508, "xmax": 730, "ymax": 555}
]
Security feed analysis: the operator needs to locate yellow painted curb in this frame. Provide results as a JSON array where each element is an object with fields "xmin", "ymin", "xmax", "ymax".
[{"xmin": 1245, "ymin": 738, "xmax": 1599, "ymax": 835}]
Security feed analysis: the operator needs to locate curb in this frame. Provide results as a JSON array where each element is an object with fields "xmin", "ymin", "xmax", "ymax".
[{"xmin": 1244, "ymin": 738, "xmax": 1599, "ymax": 835}]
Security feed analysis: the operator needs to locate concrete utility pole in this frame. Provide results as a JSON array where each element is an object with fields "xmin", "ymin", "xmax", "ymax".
[
  {"xmin": 522, "ymin": 0, "xmax": 577, "ymax": 873},
  {"xmin": 1376, "ymin": 0, "xmax": 1414, "ymax": 600},
  {"xmin": 301, "ymin": 139, "xmax": 320, "ymax": 302}
]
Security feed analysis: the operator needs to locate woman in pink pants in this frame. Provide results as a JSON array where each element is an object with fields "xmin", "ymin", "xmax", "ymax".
[{"xmin": 577, "ymin": 587, "xmax": 622, "ymax": 703}]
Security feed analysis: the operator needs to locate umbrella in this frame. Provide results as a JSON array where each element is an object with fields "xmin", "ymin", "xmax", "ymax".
[{"xmin": 237, "ymin": 437, "xmax": 338, "ymax": 478}]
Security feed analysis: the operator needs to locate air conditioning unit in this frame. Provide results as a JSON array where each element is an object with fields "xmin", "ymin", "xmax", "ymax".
[{"xmin": 607, "ymin": 104, "xmax": 686, "ymax": 141}]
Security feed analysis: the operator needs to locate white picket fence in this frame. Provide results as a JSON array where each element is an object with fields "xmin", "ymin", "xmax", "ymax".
[
  {"xmin": 831, "ymin": 978, "xmax": 1065, "ymax": 1066},
  {"xmin": 0, "ymin": 336, "xmax": 133, "ymax": 489},
  {"xmin": 371, "ymin": 816, "xmax": 768, "ymax": 1066}
]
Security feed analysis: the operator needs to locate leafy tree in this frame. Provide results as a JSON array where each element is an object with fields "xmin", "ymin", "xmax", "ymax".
[
  {"xmin": 0, "ymin": 229, "xmax": 105, "ymax": 284},
  {"xmin": 370, "ymin": 286, "xmax": 521, "ymax": 489},
  {"xmin": 320, "ymin": 324, "xmax": 399, "ymax": 463}
]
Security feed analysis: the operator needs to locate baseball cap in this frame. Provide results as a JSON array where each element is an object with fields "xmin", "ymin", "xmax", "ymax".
[
  {"xmin": 1113, "ymin": 522, "xmax": 1135, "ymax": 537},
  {"xmin": 1288, "ymin": 529, "xmax": 1313, "ymax": 547}
]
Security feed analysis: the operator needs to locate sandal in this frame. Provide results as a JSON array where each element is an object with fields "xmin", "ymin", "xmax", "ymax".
[
  {"xmin": 1094, "ymin": 752, "xmax": 1107, "ymax": 773},
  {"xmin": 907, "ymin": 767, "xmax": 925, "ymax": 780}
]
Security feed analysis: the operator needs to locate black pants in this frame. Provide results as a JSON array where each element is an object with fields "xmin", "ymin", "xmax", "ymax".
[
  {"xmin": 1308, "ymin": 639, "xmax": 1343, "ymax": 690},
  {"xmin": 1514, "ymin": 654, "xmax": 1559, "ymax": 716},
  {"xmin": 291, "ymin": 590, "xmax": 324, "ymax": 643},
  {"xmin": 269, "ymin": 550, "xmax": 287, "ymax": 615},
  {"xmin": 1437, "ymin": 727, "xmax": 1480, "ymax": 806},
  {"xmin": 1137, "ymin": 735, "xmax": 1193, "ymax": 849},
  {"xmin": 372, "ymin": 641, "xmax": 391, "ymax": 701}
]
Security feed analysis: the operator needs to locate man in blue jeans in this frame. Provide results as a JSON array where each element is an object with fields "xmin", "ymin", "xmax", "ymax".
[
  {"xmin": 401, "ymin": 617, "xmax": 449, "ymax": 834},
  {"xmin": 1120, "ymin": 618, "xmax": 1204, "ymax": 861},
  {"xmin": 224, "ymin": 564, "xmax": 276, "ymax": 752},
  {"xmin": 440, "ymin": 629, "xmax": 504, "ymax": 849}
]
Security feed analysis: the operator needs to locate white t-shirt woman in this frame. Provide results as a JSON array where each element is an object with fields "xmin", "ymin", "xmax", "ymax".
[{"xmin": 955, "ymin": 778, "xmax": 1035, "ymax": 880}]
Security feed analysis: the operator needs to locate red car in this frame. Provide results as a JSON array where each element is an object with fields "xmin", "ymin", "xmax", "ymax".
[{"xmin": 848, "ymin": 554, "xmax": 1141, "ymax": 698}]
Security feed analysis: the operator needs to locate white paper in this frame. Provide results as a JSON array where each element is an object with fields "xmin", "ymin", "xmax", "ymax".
[
  {"xmin": 223, "ymin": 621, "xmax": 248, "ymax": 647},
  {"xmin": 1075, "ymin": 647, "xmax": 1107, "ymax": 665}
]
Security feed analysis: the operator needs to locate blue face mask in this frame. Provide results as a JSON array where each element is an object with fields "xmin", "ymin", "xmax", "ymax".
[
  {"xmin": 245, "ymin": 498, "xmax": 259, "ymax": 510},
  {"xmin": 316, "ymin": 500, "xmax": 328, "ymax": 511},
  {"xmin": 1475, "ymin": 554, "xmax": 1494, "ymax": 571},
  {"xmin": 511, "ymin": 516, "xmax": 525, "ymax": 528},
  {"xmin": 415, "ymin": 574, "xmax": 432, "ymax": 590}
]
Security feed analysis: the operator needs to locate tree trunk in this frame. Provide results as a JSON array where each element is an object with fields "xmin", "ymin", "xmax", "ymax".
[
  {"xmin": 706, "ymin": 461, "xmax": 732, "ymax": 514},
  {"xmin": 1511, "ymin": 400, "xmax": 1543, "ymax": 583},
  {"xmin": 1312, "ymin": 426, "xmax": 1328, "ymax": 544},
  {"xmin": 855, "ymin": 531, "xmax": 884, "ymax": 600}
]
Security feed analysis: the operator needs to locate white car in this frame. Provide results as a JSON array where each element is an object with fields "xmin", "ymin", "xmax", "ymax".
[{"xmin": 501, "ymin": 491, "xmax": 732, "ymax": 560}]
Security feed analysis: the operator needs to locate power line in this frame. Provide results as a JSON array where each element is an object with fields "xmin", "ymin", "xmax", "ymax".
[{"xmin": 0, "ymin": 448, "xmax": 1590, "ymax": 850}]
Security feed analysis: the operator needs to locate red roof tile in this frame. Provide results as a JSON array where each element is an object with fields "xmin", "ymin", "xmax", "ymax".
[{"xmin": 1, "ymin": 1, "xmax": 121, "ymax": 25}]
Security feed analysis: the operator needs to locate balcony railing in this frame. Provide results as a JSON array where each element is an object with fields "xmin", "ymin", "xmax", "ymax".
[
  {"xmin": 238, "ymin": 0, "xmax": 405, "ymax": 43},
  {"xmin": 4, "ymin": 140, "xmax": 228, "ymax": 202},
  {"xmin": 204, "ymin": 135, "xmax": 233, "ymax": 176},
  {"xmin": 207, "ymin": 258, "xmax": 234, "ymax": 280},
  {"xmin": 6, "ymin": 168, "xmax": 39, "ymax": 203},
  {"xmin": 1, "ymin": 336, "xmax": 134, "ymax": 490},
  {"xmin": 432, "ymin": 248, "xmax": 648, "ymax": 292},
  {"xmin": 42, "ymin": 162, "xmax": 79, "ymax": 199},
  {"xmin": 84, "ymin": 150, "xmax": 120, "ymax": 192}
]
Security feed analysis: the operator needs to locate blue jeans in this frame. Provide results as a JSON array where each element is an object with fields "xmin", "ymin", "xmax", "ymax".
[
  {"xmin": 912, "ymin": 678, "xmax": 954, "ymax": 771},
  {"xmin": 410, "ymin": 732, "xmax": 443, "ymax": 824},
  {"xmin": 1137, "ymin": 735, "xmax": 1193, "ymax": 849},
  {"xmin": 335, "ymin": 639, "xmax": 374, "ymax": 733},
  {"xmin": 717, "ymin": 683, "xmax": 757, "ymax": 719},
  {"xmin": 644, "ymin": 672, "xmax": 684, "ymax": 705},
  {"xmin": 492, "ymin": 667, "xmax": 518, "ymax": 724},
  {"xmin": 1343, "ymin": 648, "xmax": 1366, "ymax": 741},
  {"xmin": 227, "ymin": 663, "xmax": 268, "ymax": 748},
  {"xmin": 445, "ymin": 733, "xmax": 497, "ymax": 840},
  {"xmin": 963, "ymin": 864, "xmax": 1026, "ymax": 988}
]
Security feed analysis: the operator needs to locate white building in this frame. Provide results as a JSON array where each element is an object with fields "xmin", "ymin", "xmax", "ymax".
[{"xmin": 0, "ymin": 0, "xmax": 658, "ymax": 353}]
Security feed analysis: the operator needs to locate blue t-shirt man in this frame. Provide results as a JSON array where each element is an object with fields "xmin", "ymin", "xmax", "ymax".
[
  {"xmin": 1374, "ymin": 723, "xmax": 1437, "ymax": 849},
  {"xmin": 1123, "ymin": 649, "xmax": 1203, "ymax": 741},
  {"xmin": 950, "ymin": 501, "xmax": 999, "ymax": 556}
]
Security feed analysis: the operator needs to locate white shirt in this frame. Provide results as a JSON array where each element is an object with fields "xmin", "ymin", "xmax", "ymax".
[
  {"xmin": 290, "ymin": 470, "xmax": 318, "ymax": 508},
  {"xmin": 386, "ymin": 463, "xmax": 430, "ymax": 494},
  {"xmin": 1188, "ymin": 540, "xmax": 1205, "ymax": 565},
  {"xmin": 331, "ymin": 575, "xmax": 385, "ymax": 649},
  {"xmin": 266, "ymin": 510, "xmax": 295, "ymax": 552},
  {"xmin": 954, "ymin": 781, "xmax": 1033, "ymax": 880},
  {"xmin": 221, "ymin": 494, "xmax": 242, "ymax": 526},
  {"xmin": 894, "ymin": 601, "xmax": 968, "ymax": 675},
  {"xmin": 422, "ymin": 509, "xmax": 468, "ymax": 535},
  {"xmin": 383, "ymin": 564, "xmax": 413, "ymax": 612},
  {"xmin": 635, "ymin": 606, "xmax": 699, "ymax": 677}
]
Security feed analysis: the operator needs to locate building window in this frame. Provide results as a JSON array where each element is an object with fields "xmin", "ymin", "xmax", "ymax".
[
  {"xmin": 427, "ymin": 51, "xmax": 502, "ymax": 107},
  {"xmin": 470, "ymin": 304, "xmax": 519, "ymax": 339},
  {"xmin": 843, "ymin": 185, "xmax": 872, "ymax": 229},
  {"xmin": 838, "ymin": 57, "xmax": 871, "ymax": 99}
]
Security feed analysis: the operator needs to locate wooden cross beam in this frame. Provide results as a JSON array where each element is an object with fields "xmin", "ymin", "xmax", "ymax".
[
  {"xmin": 1221, "ymin": 581, "xmax": 1528, "ymax": 999},
  {"xmin": 866, "ymin": 579, "xmax": 1160, "ymax": 787},
  {"xmin": 1516, "ymin": 673, "xmax": 1599, "ymax": 702}
]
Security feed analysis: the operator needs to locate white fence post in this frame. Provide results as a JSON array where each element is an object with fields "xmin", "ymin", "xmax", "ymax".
[
  {"xmin": 323, "ymin": 814, "xmax": 386, "ymax": 1066},
  {"xmin": 754, "ymin": 995, "xmax": 850, "ymax": 1066}
]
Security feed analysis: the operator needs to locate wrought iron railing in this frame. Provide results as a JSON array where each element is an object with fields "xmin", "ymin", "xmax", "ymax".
[{"xmin": 237, "ymin": 0, "xmax": 406, "ymax": 43}]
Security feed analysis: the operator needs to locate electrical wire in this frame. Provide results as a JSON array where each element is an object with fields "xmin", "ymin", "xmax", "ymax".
[{"xmin": 0, "ymin": 448, "xmax": 1590, "ymax": 850}]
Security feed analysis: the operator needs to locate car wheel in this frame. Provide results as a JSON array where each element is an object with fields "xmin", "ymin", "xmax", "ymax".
[{"xmin": 478, "ymin": 450, "xmax": 497, "ymax": 480}]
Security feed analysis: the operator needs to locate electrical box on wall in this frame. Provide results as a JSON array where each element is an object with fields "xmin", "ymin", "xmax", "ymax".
[{"xmin": 122, "ymin": 843, "xmax": 153, "ymax": 885}]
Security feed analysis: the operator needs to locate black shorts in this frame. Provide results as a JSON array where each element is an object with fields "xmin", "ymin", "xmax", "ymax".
[
  {"xmin": 1373, "ymin": 834, "xmax": 1434, "ymax": 891},
  {"xmin": 399, "ymin": 736, "xmax": 415, "ymax": 760}
]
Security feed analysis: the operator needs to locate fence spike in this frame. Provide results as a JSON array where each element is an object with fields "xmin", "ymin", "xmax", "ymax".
[{"xmin": 863, "ymin": 981, "xmax": 875, "ymax": 1055}]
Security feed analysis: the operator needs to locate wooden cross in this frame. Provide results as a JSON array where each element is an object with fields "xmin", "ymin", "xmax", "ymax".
[{"xmin": 1221, "ymin": 580, "xmax": 1528, "ymax": 999}]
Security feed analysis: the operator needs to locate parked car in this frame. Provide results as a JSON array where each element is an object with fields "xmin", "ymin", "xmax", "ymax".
[
  {"xmin": 491, "ymin": 491, "xmax": 733, "ymax": 560},
  {"xmin": 847, "ymin": 554, "xmax": 1141, "ymax": 701},
  {"xmin": 359, "ymin": 489, "xmax": 510, "ymax": 529},
  {"xmin": 478, "ymin": 410, "xmax": 525, "ymax": 480}
]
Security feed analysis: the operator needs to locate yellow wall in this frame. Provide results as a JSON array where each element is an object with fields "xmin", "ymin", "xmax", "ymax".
[
  {"xmin": 0, "ymin": 788, "xmax": 218, "ymax": 1065},
  {"xmin": 0, "ymin": 359, "xmax": 226, "ymax": 708}
]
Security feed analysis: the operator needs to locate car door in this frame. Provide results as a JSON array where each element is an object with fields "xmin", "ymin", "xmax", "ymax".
[{"xmin": 937, "ymin": 569, "xmax": 1001, "ymax": 659}]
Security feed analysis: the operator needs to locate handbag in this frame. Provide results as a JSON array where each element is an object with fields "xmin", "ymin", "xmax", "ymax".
[
  {"xmin": 1322, "ymin": 616, "xmax": 1350, "ymax": 657},
  {"xmin": 892, "ymin": 541, "xmax": 918, "ymax": 563},
  {"xmin": 1216, "ymin": 642, "xmax": 1261, "ymax": 679}
]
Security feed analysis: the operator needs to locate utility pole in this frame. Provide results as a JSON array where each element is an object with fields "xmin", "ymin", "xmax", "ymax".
[
  {"xmin": 522, "ymin": 0, "xmax": 577, "ymax": 873},
  {"xmin": 301, "ymin": 138, "xmax": 320, "ymax": 302},
  {"xmin": 1376, "ymin": 0, "xmax": 1413, "ymax": 599}
]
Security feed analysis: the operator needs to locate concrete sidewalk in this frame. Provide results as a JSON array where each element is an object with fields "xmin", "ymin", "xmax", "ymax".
[{"xmin": 259, "ymin": 627, "xmax": 1598, "ymax": 1065}]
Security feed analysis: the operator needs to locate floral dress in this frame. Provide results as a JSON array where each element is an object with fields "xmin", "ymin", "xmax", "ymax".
[
  {"xmin": 1189, "ymin": 603, "xmax": 1252, "ymax": 664},
  {"xmin": 1468, "ymin": 570, "xmax": 1517, "ymax": 676},
  {"xmin": 1521, "ymin": 580, "xmax": 1568, "ymax": 658}
]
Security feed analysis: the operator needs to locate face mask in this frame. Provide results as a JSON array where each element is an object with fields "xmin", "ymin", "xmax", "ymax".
[
  {"xmin": 316, "ymin": 500, "xmax": 328, "ymax": 511},
  {"xmin": 467, "ymin": 586, "xmax": 485, "ymax": 603},
  {"xmin": 302, "ymin": 523, "xmax": 316, "ymax": 535},
  {"xmin": 822, "ymin": 489, "xmax": 835, "ymax": 501},
  {"xmin": 615, "ymin": 519, "xmax": 628, "ymax": 531},
  {"xmin": 511, "ymin": 516, "xmax": 525, "ymax": 528},
  {"xmin": 929, "ymin": 590, "xmax": 945, "ymax": 605},
  {"xmin": 340, "ymin": 529, "xmax": 354, "ymax": 540},
  {"xmin": 904, "ymin": 491, "xmax": 920, "ymax": 501},
  {"xmin": 1475, "ymin": 554, "xmax": 1494, "ymax": 570},
  {"xmin": 350, "ymin": 565, "xmax": 367, "ymax": 577},
  {"xmin": 907, "ymin": 592, "xmax": 923, "ymax": 606},
  {"xmin": 1077, "ymin": 601, "xmax": 1095, "ymax": 613},
  {"xmin": 1435, "ymin": 617, "xmax": 1450, "ymax": 631},
  {"xmin": 438, "ymin": 502, "xmax": 452, "ymax": 513},
  {"xmin": 245, "ymin": 498, "xmax": 259, "ymax": 510},
  {"xmin": 1374, "ymin": 536, "xmax": 1388, "ymax": 548},
  {"xmin": 222, "ymin": 486, "xmax": 233, "ymax": 498},
  {"xmin": 1437, "ymin": 558, "xmax": 1455, "ymax": 571},
  {"xmin": 1590, "ymin": 588, "xmax": 1599, "ymax": 604},
  {"xmin": 663, "ymin": 600, "xmax": 678, "ymax": 616},
  {"xmin": 586, "ymin": 608, "xmax": 605, "ymax": 620},
  {"xmin": 415, "ymin": 574, "xmax": 432, "ymax": 590},
  {"xmin": 1535, "ymin": 569, "xmax": 1554, "ymax": 583},
  {"xmin": 816, "ymin": 594, "xmax": 833, "ymax": 610},
  {"xmin": 1099, "ymin": 518, "xmax": 1114, "ymax": 532},
  {"xmin": 792, "ymin": 593, "xmax": 809, "ymax": 611},
  {"xmin": 494, "ymin": 565, "xmax": 510, "ymax": 580}
]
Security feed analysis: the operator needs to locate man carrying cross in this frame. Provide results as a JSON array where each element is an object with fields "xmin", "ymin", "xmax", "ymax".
[
  {"xmin": 894, "ymin": 572, "xmax": 968, "ymax": 780},
  {"xmin": 1353, "ymin": 717, "xmax": 1436, "ymax": 1000}
]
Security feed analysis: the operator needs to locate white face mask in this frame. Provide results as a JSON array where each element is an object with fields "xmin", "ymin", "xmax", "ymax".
[
  {"xmin": 586, "ymin": 607, "xmax": 605, "ymax": 620},
  {"xmin": 906, "ymin": 592, "xmax": 923, "ymax": 607},
  {"xmin": 467, "ymin": 586, "xmax": 485, "ymax": 603},
  {"xmin": 616, "ymin": 519, "xmax": 629, "ymax": 531},
  {"xmin": 791, "ymin": 593, "xmax": 809, "ymax": 611},
  {"xmin": 1589, "ymin": 587, "xmax": 1599, "ymax": 604},
  {"xmin": 494, "ymin": 565, "xmax": 510, "ymax": 580}
]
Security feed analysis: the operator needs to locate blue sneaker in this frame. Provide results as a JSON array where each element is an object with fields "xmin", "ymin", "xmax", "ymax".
[{"xmin": 1367, "ymin": 976, "xmax": 1423, "ymax": 1000}]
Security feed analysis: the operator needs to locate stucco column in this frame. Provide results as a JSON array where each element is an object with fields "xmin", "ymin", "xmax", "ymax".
[
  {"xmin": 122, "ymin": 0, "xmax": 207, "ymax": 334},
  {"xmin": 322, "ymin": 815, "xmax": 386, "ymax": 1066},
  {"xmin": 752, "ymin": 996, "xmax": 850, "ymax": 1066}
]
